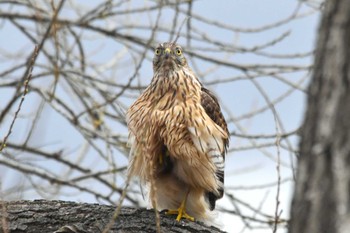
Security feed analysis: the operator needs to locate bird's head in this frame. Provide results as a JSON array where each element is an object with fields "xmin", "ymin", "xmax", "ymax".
[{"xmin": 152, "ymin": 42, "xmax": 187, "ymax": 72}]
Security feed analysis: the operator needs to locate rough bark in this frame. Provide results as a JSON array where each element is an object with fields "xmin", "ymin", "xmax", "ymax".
[
  {"xmin": 0, "ymin": 200, "xmax": 225, "ymax": 233},
  {"xmin": 289, "ymin": 1, "xmax": 350, "ymax": 233}
]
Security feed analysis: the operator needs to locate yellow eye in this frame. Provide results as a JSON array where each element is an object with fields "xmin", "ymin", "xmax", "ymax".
[
  {"xmin": 175, "ymin": 48, "xmax": 182, "ymax": 56},
  {"xmin": 155, "ymin": 49, "xmax": 161, "ymax": 55}
]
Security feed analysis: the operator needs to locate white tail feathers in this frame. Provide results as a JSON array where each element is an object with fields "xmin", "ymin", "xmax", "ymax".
[{"xmin": 208, "ymin": 149, "xmax": 225, "ymax": 170}]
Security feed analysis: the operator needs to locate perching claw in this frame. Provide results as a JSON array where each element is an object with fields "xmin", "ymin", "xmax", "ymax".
[{"xmin": 166, "ymin": 191, "xmax": 194, "ymax": 222}]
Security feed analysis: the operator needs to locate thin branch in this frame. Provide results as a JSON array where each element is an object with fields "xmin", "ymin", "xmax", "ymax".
[{"xmin": 0, "ymin": 45, "xmax": 38, "ymax": 152}]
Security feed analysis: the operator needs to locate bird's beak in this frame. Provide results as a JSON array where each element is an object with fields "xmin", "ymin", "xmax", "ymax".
[{"xmin": 164, "ymin": 48, "xmax": 171, "ymax": 59}]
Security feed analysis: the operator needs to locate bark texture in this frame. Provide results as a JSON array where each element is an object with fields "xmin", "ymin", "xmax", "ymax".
[
  {"xmin": 0, "ymin": 200, "xmax": 225, "ymax": 233},
  {"xmin": 289, "ymin": 1, "xmax": 350, "ymax": 233}
]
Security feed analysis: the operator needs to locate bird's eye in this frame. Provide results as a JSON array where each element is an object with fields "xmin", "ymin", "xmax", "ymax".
[
  {"xmin": 155, "ymin": 49, "xmax": 161, "ymax": 55},
  {"xmin": 175, "ymin": 48, "xmax": 182, "ymax": 56}
]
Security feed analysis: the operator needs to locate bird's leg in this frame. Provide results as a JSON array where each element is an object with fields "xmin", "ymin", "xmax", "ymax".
[
  {"xmin": 166, "ymin": 190, "xmax": 194, "ymax": 221},
  {"xmin": 158, "ymin": 153, "xmax": 163, "ymax": 165},
  {"xmin": 159, "ymin": 146, "xmax": 168, "ymax": 165}
]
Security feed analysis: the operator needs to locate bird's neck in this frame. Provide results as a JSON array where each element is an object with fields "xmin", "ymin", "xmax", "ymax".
[{"xmin": 149, "ymin": 68, "xmax": 201, "ymax": 101}]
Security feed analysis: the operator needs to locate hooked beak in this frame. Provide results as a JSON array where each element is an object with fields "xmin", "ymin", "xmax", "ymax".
[{"xmin": 164, "ymin": 48, "xmax": 171, "ymax": 59}]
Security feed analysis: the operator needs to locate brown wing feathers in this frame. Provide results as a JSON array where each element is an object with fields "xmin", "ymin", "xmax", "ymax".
[{"xmin": 201, "ymin": 87, "xmax": 229, "ymax": 210}]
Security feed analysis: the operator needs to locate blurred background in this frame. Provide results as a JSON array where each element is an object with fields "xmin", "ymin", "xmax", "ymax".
[{"xmin": 0, "ymin": 1, "xmax": 323, "ymax": 232}]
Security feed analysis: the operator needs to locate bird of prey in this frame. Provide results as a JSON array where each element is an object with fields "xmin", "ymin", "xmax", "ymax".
[{"xmin": 126, "ymin": 42, "xmax": 229, "ymax": 222}]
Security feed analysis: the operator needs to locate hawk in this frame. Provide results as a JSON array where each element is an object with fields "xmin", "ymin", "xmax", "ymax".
[{"xmin": 126, "ymin": 42, "xmax": 229, "ymax": 222}]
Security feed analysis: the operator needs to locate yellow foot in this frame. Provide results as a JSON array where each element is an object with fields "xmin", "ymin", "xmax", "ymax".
[
  {"xmin": 166, "ymin": 208, "xmax": 195, "ymax": 222},
  {"xmin": 166, "ymin": 190, "xmax": 194, "ymax": 221}
]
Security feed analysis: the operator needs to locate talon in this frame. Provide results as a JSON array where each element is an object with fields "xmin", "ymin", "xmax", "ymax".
[
  {"xmin": 165, "ymin": 194, "xmax": 194, "ymax": 221},
  {"xmin": 166, "ymin": 209, "xmax": 195, "ymax": 222}
]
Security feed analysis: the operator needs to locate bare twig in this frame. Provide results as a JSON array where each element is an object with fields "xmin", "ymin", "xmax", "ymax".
[{"xmin": 0, "ymin": 45, "xmax": 38, "ymax": 152}]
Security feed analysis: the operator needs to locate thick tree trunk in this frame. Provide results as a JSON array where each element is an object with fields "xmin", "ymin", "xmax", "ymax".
[
  {"xmin": 289, "ymin": 1, "xmax": 350, "ymax": 233},
  {"xmin": 0, "ymin": 200, "xmax": 225, "ymax": 233}
]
